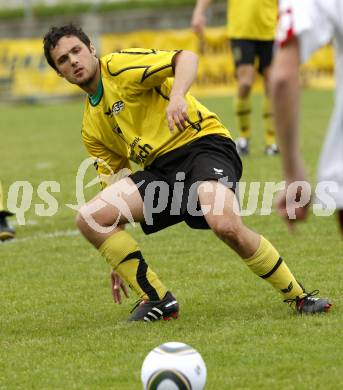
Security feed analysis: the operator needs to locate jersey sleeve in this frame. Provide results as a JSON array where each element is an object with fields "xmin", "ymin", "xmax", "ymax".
[
  {"xmin": 277, "ymin": 0, "xmax": 335, "ymax": 63},
  {"xmin": 105, "ymin": 48, "xmax": 180, "ymax": 92},
  {"xmin": 82, "ymin": 131, "xmax": 131, "ymax": 189}
]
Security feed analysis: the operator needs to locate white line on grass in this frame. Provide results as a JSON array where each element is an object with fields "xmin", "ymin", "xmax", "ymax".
[
  {"xmin": 2, "ymin": 229, "xmax": 80, "ymax": 244},
  {"xmin": 11, "ymin": 219, "xmax": 38, "ymax": 226},
  {"xmin": 2, "ymin": 223, "xmax": 136, "ymax": 245},
  {"xmin": 35, "ymin": 161, "xmax": 54, "ymax": 170}
]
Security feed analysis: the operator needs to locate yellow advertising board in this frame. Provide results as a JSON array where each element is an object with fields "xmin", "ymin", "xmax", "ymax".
[
  {"xmin": 0, "ymin": 38, "xmax": 80, "ymax": 100},
  {"xmin": 0, "ymin": 27, "xmax": 335, "ymax": 100}
]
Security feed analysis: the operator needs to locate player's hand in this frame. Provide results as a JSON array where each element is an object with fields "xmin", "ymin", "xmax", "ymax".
[
  {"xmin": 191, "ymin": 9, "xmax": 206, "ymax": 37},
  {"xmin": 166, "ymin": 94, "xmax": 190, "ymax": 132},
  {"xmin": 275, "ymin": 183, "xmax": 311, "ymax": 232},
  {"xmin": 111, "ymin": 270, "xmax": 129, "ymax": 304}
]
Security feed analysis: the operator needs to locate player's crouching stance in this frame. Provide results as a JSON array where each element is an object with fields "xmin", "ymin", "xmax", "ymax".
[{"xmin": 43, "ymin": 24, "xmax": 331, "ymax": 321}]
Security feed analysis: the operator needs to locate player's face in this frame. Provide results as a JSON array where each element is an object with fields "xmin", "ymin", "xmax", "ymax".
[{"xmin": 50, "ymin": 35, "xmax": 98, "ymax": 88}]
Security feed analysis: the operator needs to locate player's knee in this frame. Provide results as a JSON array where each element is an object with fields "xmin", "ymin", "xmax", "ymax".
[
  {"xmin": 211, "ymin": 218, "xmax": 242, "ymax": 244},
  {"xmin": 76, "ymin": 204, "xmax": 94, "ymax": 236},
  {"xmin": 238, "ymin": 82, "xmax": 251, "ymax": 98},
  {"xmin": 270, "ymin": 68, "xmax": 291, "ymax": 95},
  {"xmin": 75, "ymin": 209, "xmax": 87, "ymax": 234}
]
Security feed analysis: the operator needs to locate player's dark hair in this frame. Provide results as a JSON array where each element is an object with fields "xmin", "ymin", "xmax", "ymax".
[{"xmin": 43, "ymin": 24, "xmax": 91, "ymax": 70}]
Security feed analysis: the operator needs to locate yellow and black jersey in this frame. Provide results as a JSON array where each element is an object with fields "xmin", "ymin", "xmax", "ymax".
[
  {"xmin": 227, "ymin": 0, "xmax": 278, "ymax": 40},
  {"xmin": 82, "ymin": 48, "xmax": 231, "ymax": 187}
]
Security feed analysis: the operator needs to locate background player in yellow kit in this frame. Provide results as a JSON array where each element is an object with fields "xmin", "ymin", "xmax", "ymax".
[
  {"xmin": 192, "ymin": 0, "xmax": 279, "ymax": 156},
  {"xmin": 0, "ymin": 180, "xmax": 15, "ymax": 241},
  {"xmin": 43, "ymin": 24, "xmax": 330, "ymax": 321}
]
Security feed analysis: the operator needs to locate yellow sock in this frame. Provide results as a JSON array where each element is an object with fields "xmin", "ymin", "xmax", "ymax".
[
  {"xmin": 263, "ymin": 97, "xmax": 276, "ymax": 146},
  {"xmin": 245, "ymin": 236, "xmax": 305, "ymax": 300},
  {"xmin": 234, "ymin": 96, "xmax": 251, "ymax": 139},
  {"xmin": 99, "ymin": 231, "xmax": 167, "ymax": 301}
]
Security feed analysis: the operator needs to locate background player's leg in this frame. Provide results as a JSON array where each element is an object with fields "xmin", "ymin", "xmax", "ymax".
[
  {"xmin": 234, "ymin": 64, "xmax": 255, "ymax": 155},
  {"xmin": 262, "ymin": 66, "xmax": 279, "ymax": 155}
]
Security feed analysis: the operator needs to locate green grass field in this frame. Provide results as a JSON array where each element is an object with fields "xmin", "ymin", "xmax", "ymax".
[{"xmin": 1, "ymin": 90, "xmax": 342, "ymax": 389}]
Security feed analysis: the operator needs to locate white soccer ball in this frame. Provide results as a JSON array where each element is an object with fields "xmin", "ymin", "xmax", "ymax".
[{"xmin": 141, "ymin": 342, "xmax": 207, "ymax": 390}]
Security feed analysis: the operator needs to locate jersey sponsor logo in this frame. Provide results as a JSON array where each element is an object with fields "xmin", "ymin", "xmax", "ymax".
[
  {"xmin": 105, "ymin": 100, "xmax": 125, "ymax": 117},
  {"xmin": 131, "ymin": 143, "xmax": 153, "ymax": 164},
  {"xmin": 130, "ymin": 137, "xmax": 141, "ymax": 150}
]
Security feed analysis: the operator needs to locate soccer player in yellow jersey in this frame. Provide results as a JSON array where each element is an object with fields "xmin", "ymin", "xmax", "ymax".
[
  {"xmin": 192, "ymin": 0, "xmax": 279, "ymax": 155},
  {"xmin": 43, "ymin": 24, "xmax": 330, "ymax": 321},
  {"xmin": 0, "ymin": 180, "xmax": 15, "ymax": 241}
]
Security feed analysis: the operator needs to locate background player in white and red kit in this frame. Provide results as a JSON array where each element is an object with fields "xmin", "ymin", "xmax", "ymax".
[{"xmin": 271, "ymin": 0, "xmax": 343, "ymax": 233}]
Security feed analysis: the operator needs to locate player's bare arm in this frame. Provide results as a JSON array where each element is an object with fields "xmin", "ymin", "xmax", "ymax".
[
  {"xmin": 166, "ymin": 50, "xmax": 199, "ymax": 132},
  {"xmin": 191, "ymin": 0, "xmax": 212, "ymax": 36},
  {"xmin": 271, "ymin": 38, "xmax": 310, "ymax": 226},
  {"xmin": 271, "ymin": 38, "xmax": 306, "ymax": 183}
]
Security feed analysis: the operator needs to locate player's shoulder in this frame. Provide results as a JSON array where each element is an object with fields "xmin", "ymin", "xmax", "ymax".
[
  {"xmin": 100, "ymin": 48, "xmax": 157, "ymax": 63},
  {"xmin": 117, "ymin": 48, "xmax": 158, "ymax": 55},
  {"xmin": 100, "ymin": 49, "xmax": 156, "ymax": 76}
]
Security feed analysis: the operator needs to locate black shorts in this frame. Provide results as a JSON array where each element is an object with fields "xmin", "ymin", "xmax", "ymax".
[
  {"xmin": 230, "ymin": 39, "xmax": 274, "ymax": 74},
  {"xmin": 129, "ymin": 135, "xmax": 243, "ymax": 235}
]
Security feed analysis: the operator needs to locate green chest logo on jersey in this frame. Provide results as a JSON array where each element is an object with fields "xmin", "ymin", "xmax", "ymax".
[{"xmin": 105, "ymin": 101, "xmax": 125, "ymax": 117}]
